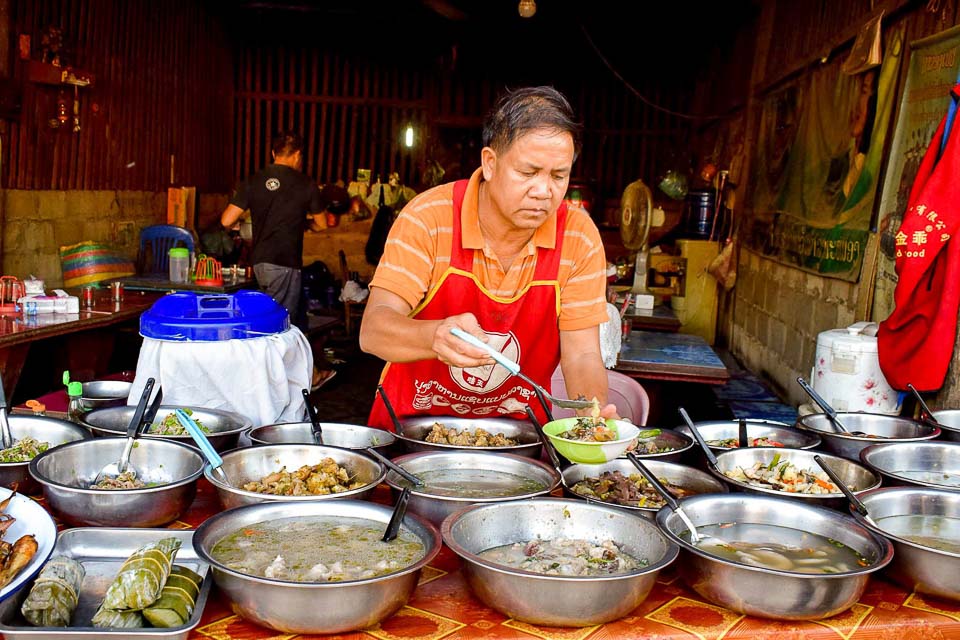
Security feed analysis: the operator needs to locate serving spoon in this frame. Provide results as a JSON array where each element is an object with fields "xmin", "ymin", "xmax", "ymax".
[
  {"xmin": 301, "ymin": 388, "xmax": 324, "ymax": 445},
  {"xmin": 175, "ymin": 408, "xmax": 232, "ymax": 486},
  {"xmin": 626, "ymin": 451, "xmax": 701, "ymax": 544},
  {"xmin": 382, "ymin": 487, "xmax": 412, "ymax": 542},
  {"xmin": 796, "ymin": 377, "xmax": 861, "ymax": 435},
  {"xmin": 93, "ymin": 378, "xmax": 157, "ymax": 484},
  {"xmin": 679, "ymin": 407, "xmax": 721, "ymax": 473},
  {"xmin": 449, "ymin": 328, "xmax": 593, "ymax": 410},
  {"xmin": 813, "ymin": 454, "xmax": 878, "ymax": 528},
  {"xmin": 908, "ymin": 383, "xmax": 943, "ymax": 428},
  {"xmin": 0, "ymin": 379, "xmax": 13, "ymax": 449}
]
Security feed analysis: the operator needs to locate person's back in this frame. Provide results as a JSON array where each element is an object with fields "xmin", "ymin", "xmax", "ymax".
[{"xmin": 243, "ymin": 163, "xmax": 318, "ymax": 269}]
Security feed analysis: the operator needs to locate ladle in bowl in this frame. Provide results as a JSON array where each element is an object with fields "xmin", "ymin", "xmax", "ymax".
[
  {"xmin": 365, "ymin": 445, "xmax": 424, "ymax": 487},
  {"xmin": 382, "ymin": 486, "xmax": 412, "ymax": 542},
  {"xmin": 0, "ymin": 378, "xmax": 12, "ymax": 450},
  {"xmin": 301, "ymin": 388, "xmax": 323, "ymax": 445},
  {"xmin": 94, "ymin": 378, "xmax": 157, "ymax": 484},
  {"xmin": 450, "ymin": 328, "xmax": 591, "ymax": 411},
  {"xmin": 908, "ymin": 383, "xmax": 943, "ymax": 429},
  {"xmin": 812, "ymin": 454, "xmax": 878, "ymax": 528},
  {"xmin": 678, "ymin": 407, "xmax": 720, "ymax": 471},
  {"xmin": 738, "ymin": 419, "xmax": 749, "ymax": 448},
  {"xmin": 175, "ymin": 408, "xmax": 232, "ymax": 486},
  {"xmin": 796, "ymin": 377, "xmax": 857, "ymax": 435},
  {"xmin": 626, "ymin": 451, "xmax": 700, "ymax": 544}
]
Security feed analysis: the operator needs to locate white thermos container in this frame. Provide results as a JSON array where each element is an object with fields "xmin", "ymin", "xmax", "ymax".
[{"xmin": 811, "ymin": 321, "xmax": 899, "ymax": 414}]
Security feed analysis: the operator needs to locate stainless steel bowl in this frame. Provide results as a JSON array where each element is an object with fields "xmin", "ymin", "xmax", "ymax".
[
  {"xmin": 193, "ymin": 499, "xmax": 441, "ymax": 634},
  {"xmin": 657, "ymin": 493, "xmax": 893, "ymax": 620},
  {"xmin": 441, "ymin": 497, "xmax": 678, "ymax": 626},
  {"xmin": 796, "ymin": 412, "xmax": 939, "ymax": 460},
  {"xmin": 852, "ymin": 486, "xmax": 960, "ymax": 600},
  {"xmin": 248, "ymin": 422, "xmax": 397, "ymax": 456},
  {"xmin": 395, "ymin": 416, "xmax": 542, "ymax": 458},
  {"xmin": 860, "ymin": 441, "xmax": 960, "ymax": 491},
  {"xmin": 0, "ymin": 415, "xmax": 91, "ymax": 494},
  {"xmin": 204, "ymin": 443, "xmax": 386, "ymax": 509},
  {"xmin": 79, "ymin": 380, "xmax": 132, "ymax": 410},
  {"xmin": 82, "ymin": 404, "xmax": 251, "ymax": 452},
  {"xmin": 710, "ymin": 447, "xmax": 881, "ymax": 509},
  {"xmin": 383, "ymin": 451, "xmax": 559, "ymax": 528},
  {"xmin": 629, "ymin": 428, "xmax": 695, "ymax": 463},
  {"xmin": 931, "ymin": 409, "xmax": 960, "ymax": 441},
  {"xmin": 675, "ymin": 419, "xmax": 821, "ymax": 454},
  {"xmin": 561, "ymin": 458, "xmax": 727, "ymax": 519},
  {"xmin": 28, "ymin": 437, "xmax": 203, "ymax": 527}
]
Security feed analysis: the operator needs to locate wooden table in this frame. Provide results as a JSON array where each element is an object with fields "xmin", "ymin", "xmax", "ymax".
[
  {"xmin": 114, "ymin": 275, "xmax": 256, "ymax": 294},
  {"xmin": 134, "ymin": 481, "xmax": 960, "ymax": 639},
  {"xmin": 615, "ymin": 329, "xmax": 730, "ymax": 385},
  {"xmin": 624, "ymin": 303, "xmax": 682, "ymax": 332},
  {"xmin": 0, "ymin": 289, "xmax": 160, "ymax": 399}
]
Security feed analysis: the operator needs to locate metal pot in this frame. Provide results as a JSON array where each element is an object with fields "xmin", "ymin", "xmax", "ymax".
[
  {"xmin": 657, "ymin": 493, "xmax": 893, "ymax": 620},
  {"xmin": 80, "ymin": 380, "xmax": 133, "ymax": 411},
  {"xmin": 0, "ymin": 415, "xmax": 91, "ymax": 494},
  {"xmin": 247, "ymin": 422, "xmax": 398, "ymax": 457},
  {"xmin": 859, "ymin": 441, "xmax": 960, "ymax": 491},
  {"xmin": 82, "ymin": 404, "xmax": 251, "ymax": 453},
  {"xmin": 394, "ymin": 417, "xmax": 542, "ymax": 458},
  {"xmin": 675, "ymin": 419, "xmax": 820, "ymax": 455},
  {"xmin": 795, "ymin": 412, "xmax": 938, "ymax": 460}
]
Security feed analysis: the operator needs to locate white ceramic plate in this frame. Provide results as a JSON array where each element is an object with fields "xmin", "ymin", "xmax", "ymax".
[{"xmin": 0, "ymin": 487, "xmax": 56, "ymax": 602}]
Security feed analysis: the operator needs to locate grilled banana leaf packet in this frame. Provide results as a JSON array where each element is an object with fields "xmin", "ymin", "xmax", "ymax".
[
  {"xmin": 102, "ymin": 537, "xmax": 182, "ymax": 610},
  {"xmin": 91, "ymin": 602, "xmax": 146, "ymax": 628},
  {"xmin": 20, "ymin": 556, "xmax": 85, "ymax": 627},
  {"xmin": 142, "ymin": 565, "xmax": 202, "ymax": 627}
]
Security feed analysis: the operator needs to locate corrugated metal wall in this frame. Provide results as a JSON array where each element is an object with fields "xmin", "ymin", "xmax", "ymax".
[{"xmin": 4, "ymin": 0, "xmax": 233, "ymax": 192}]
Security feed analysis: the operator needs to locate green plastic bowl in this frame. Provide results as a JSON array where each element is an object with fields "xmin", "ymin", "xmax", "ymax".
[{"xmin": 542, "ymin": 418, "xmax": 641, "ymax": 464}]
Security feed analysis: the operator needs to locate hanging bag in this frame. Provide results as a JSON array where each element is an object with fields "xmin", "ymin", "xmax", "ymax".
[{"xmin": 877, "ymin": 84, "xmax": 960, "ymax": 391}]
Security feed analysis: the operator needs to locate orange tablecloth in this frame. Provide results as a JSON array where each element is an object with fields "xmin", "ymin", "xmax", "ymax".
[{"xmin": 114, "ymin": 480, "xmax": 960, "ymax": 640}]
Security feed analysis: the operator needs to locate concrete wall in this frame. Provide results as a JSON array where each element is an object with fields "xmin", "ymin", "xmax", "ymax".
[
  {"xmin": 722, "ymin": 247, "xmax": 863, "ymax": 407},
  {"xmin": 1, "ymin": 190, "xmax": 227, "ymax": 288}
]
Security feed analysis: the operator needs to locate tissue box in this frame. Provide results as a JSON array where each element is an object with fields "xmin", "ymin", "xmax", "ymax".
[{"xmin": 633, "ymin": 294, "xmax": 656, "ymax": 310}]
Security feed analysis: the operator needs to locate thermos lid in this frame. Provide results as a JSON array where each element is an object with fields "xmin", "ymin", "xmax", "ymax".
[{"xmin": 140, "ymin": 291, "xmax": 289, "ymax": 341}]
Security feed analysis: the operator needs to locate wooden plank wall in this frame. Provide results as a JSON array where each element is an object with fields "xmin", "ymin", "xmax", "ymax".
[
  {"xmin": 234, "ymin": 46, "xmax": 693, "ymax": 206},
  {"xmin": 4, "ymin": 0, "xmax": 233, "ymax": 192}
]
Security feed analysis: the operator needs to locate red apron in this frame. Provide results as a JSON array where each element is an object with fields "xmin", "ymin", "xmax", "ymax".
[
  {"xmin": 368, "ymin": 179, "xmax": 566, "ymax": 430},
  {"xmin": 878, "ymin": 84, "xmax": 960, "ymax": 391}
]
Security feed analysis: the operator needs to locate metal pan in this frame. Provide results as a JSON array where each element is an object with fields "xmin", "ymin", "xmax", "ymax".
[{"xmin": 0, "ymin": 528, "xmax": 211, "ymax": 639}]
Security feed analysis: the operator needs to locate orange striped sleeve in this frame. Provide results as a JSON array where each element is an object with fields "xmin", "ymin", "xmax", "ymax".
[
  {"xmin": 369, "ymin": 183, "xmax": 455, "ymax": 310},
  {"xmin": 557, "ymin": 206, "xmax": 609, "ymax": 331}
]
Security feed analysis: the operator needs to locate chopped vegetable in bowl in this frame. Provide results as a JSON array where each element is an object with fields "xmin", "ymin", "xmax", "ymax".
[
  {"xmin": 0, "ymin": 437, "xmax": 49, "ymax": 463},
  {"xmin": 724, "ymin": 454, "xmax": 842, "ymax": 494},
  {"xmin": 149, "ymin": 409, "xmax": 209, "ymax": 436},
  {"xmin": 706, "ymin": 437, "xmax": 784, "ymax": 449}
]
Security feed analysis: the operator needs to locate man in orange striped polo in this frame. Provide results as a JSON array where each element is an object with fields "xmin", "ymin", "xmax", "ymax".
[{"xmin": 360, "ymin": 86, "xmax": 613, "ymax": 429}]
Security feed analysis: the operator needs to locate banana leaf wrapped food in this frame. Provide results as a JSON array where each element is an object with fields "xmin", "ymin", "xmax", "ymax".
[
  {"xmin": 102, "ymin": 537, "xmax": 182, "ymax": 610},
  {"xmin": 142, "ymin": 565, "xmax": 202, "ymax": 627},
  {"xmin": 20, "ymin": 556, "xmax": 85, "ymax": 627},
  {"xmin": 91, "ymin": 602, "xmax": 146, "ymax": 628}
]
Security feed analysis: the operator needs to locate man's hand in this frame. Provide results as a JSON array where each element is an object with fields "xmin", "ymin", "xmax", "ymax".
[{"xmin": 433, "ymin": 313, "xmax": 497, "ymax": 368}]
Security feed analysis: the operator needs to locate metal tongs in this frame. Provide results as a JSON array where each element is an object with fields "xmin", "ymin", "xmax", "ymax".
[
  {"xmin": 0, "ymin": 379, "xmax": 12, "ymax": 449},
  {"xmin": 450, "ymin": 327, "xmax": 592, "ymax": 410}
]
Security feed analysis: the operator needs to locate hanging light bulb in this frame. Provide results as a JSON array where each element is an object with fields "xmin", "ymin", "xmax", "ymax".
[
  {"xmin": 518, "ymin": 0, "xmax": 536, "ymax": 18},
  {"xmin": 404, "ymin": 125, "xmax": 415, "ymax": 148}
]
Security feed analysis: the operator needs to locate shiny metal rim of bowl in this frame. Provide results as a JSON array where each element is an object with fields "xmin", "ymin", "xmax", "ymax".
[
  {"xmin": 709, "ymin": 447, "xmax": 881, "ymax": 501},
  {"xmin": 193, "ymin": 500, "xmax": 442, "ymax": 587},
  {"xmin": 795, "ymin": 412, "xmax": 940, "ymax": 442},
  {"xmin": 441, "ymin": 498, "xmax": 679, "ymax": 581},
  {"xmin": 561, "ymin": 459, "xmax": 729, "ymax": 514},
  {"xmin": 203, "ymin": 444, "xmax": 387, "ymax": 500},
  {"xmin": 852, "ymin": 486, "xmax": 960, "ymax": 557},
  {"xmin": 0, "ymin": 416, "xmax": 92, "ymax": 469},
  {"xmin": 247, "ymin": 422, "xmax": 397, "ymax": 448},
  {"xmin": 81, "ymin": 404, "xmax": 253, "ymax": 438},
  {"xmin": 630, "ymin": 429, "xmax": 695, "ymax": 457},
  {"xmin": 382, "ymin": 450, "xmax": 560, "ymax": 503},
  {"xmin": 28, "ymin": 438, "xmax": 204, "ymax": 493},
  {"xmin": 393, "ymin": 417, "xmax": 541, "ymax": 455},
  {"xmin": 859, "ymin": 441, "xmax": 960, "ymax": 491},
  {"xmin": 657, "ymin": 493, "xmax": 894, "ymax": 577},
  {"xmin": 675, "ymin": 420, "xmax": 821, "ymax": 451}
]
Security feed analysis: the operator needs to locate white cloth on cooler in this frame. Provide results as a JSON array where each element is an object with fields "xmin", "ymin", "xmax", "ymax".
[
  {"xmin": 129, "ymin": 326, "xmax": 313, "ymax": 427},
  {"xmin": 598, "ymin": 303, "xmax": 622, "ymax": 369}
]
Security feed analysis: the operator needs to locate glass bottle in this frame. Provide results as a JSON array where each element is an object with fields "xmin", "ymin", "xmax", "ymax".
[{"xmin": 66, "ymin": 381, "xmax": 84, "ymax": 423}]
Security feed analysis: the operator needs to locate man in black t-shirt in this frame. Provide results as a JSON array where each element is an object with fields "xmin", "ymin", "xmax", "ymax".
[{"xmin": 221, "ymin": 131, "xmax": 324, "ymax": 326}]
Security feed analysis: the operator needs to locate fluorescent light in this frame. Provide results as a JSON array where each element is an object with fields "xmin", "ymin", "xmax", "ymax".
[{"xmin": 404, "ymin": 125, "xmax": 414, "ymax": 148}]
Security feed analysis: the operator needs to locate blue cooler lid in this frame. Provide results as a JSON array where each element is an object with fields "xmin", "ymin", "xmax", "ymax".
[{"xmin": 140, "ymin": 291, "xmax": 290, "ymax": 341}]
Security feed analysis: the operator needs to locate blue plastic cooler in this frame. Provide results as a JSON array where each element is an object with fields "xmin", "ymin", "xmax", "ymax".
[{"xmin": 139, "ymin": 291, "xmax": 289, "ymax": 342}]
